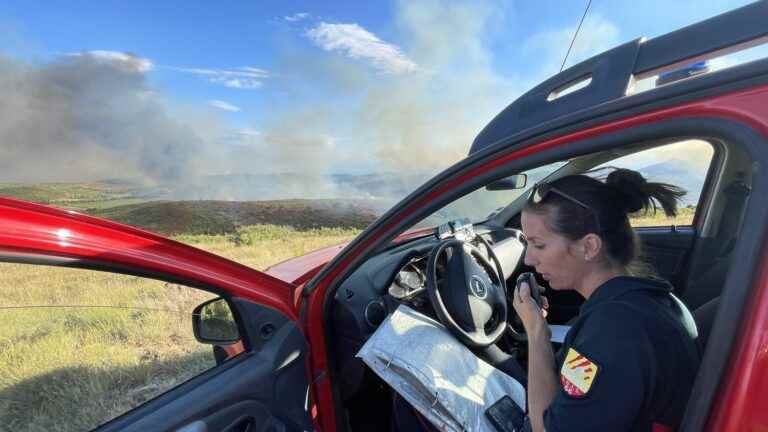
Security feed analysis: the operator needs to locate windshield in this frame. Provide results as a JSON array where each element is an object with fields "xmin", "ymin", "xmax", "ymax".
[{"xmin": 413, "ymin": 160, "xmax": 568, "ymax": 229}]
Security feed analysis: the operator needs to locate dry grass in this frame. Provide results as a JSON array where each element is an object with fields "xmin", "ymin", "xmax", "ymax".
[
  {"xmin": 0, "ymin": 224, "xmax": 360, "ymax": 432},
  {"xmin": 629, "ymin": 206, "xmax": 696, "ymax": 227},
  {"xmin": 175, "ymin": 224, "xmax": 360, "ymax": 270},
  {"xmin": 0, "ymin": 268, "xmax": 217, "ymax": 431}
]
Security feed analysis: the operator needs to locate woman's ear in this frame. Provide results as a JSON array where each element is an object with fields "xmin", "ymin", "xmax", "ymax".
[{"xmin": 581, "ymin": 233, "xmax": 603, "ymax": 261}]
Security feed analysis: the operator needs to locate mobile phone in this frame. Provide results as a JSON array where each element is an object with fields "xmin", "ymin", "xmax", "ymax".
[
  {"xmin": 515, "ymin": 272, "xmax": 544, "ymax": 308},
  {"xmin": 485, "ymin": 395, "xmax": 525, "ymax": 432}
]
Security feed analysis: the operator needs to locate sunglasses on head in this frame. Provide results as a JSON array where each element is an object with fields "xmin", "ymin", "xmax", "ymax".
[{"xmin": 529, "ymin": 183, "xmax": 602, "ymax": 233}]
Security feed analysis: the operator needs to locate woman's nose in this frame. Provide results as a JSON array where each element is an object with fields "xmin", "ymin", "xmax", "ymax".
[{"xmin": 523, "ymin": 248, "xmax": 535, "ymax": 266}]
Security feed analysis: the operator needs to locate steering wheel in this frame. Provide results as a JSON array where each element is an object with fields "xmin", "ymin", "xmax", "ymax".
[{"xmin": 425, "ymin": 237, "xmax": 508, "ymax": 347}]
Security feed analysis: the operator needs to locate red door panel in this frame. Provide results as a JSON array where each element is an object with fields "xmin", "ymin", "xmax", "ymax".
[{"xmin": 0, "ymin": 197, "xmax": 298, "ymax": 321}]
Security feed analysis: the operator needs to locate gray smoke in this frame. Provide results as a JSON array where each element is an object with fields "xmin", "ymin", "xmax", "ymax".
[
  {"xmin": 0, "ymin": 1, "xmax": 557, "ymax": 202},
  {"xmin": 0, "ymin": 52, "xmax": 206, "ymax": 183},
  {"xmin": 236, "ymin": 0, "xmax": 524, "ymax": 203},
  {"xmin": 280, "ymin": 0, "xmax": 521, "ymax": 176}
]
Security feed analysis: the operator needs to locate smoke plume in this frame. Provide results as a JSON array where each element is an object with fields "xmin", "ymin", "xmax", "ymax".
[
  {"xmin": 0, "ymin": 52, "xmax": 211, "ymax": 183},
  {"xmin": 0, "ymin": 1, "xmax": 541, "ymax": 203}
]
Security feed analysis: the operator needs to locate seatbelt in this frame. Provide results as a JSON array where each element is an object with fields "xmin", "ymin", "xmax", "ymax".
[
  {"xmin": 714, "ymin": 176, "xmax": 751, "ymax": 258},
  {"xmin": 682, "ymin": 176, "xmax": 750, "ymax": 307}
]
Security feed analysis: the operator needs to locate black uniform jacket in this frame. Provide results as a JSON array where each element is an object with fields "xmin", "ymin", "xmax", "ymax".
[{"xmin": 543, "ymin": 276, "xmax": 700, "ymax": 432}]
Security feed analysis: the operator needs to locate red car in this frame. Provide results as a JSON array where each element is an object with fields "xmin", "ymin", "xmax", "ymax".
[{"xmin": 3, "ymin": 3, "xmax": 768, "ymax": 431}]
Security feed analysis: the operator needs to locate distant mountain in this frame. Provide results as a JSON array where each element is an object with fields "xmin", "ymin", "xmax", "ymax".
[
  {"xmin": 167, "ymin": 172, "xmax": 431, "ymax": 207},
  {"xmin": 2, "ymin": 164, "xmax": 705, "ymax": 235},
  {"xmin": 636, "ymin": 161, "xmax": 704, "ymax": 206}
]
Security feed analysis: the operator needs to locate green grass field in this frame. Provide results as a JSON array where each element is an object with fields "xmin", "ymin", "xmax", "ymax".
[{"xmin": 0, "ymin": 182, "xmax": 141, "ymax": 209}]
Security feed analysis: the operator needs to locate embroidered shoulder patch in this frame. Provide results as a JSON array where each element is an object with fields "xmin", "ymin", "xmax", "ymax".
[{"xmin": 560, "ymin": 348, "xmax": 599, "ymax": 397}]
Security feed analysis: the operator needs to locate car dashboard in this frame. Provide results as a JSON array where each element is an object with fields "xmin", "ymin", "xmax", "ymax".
[{"xmin": 331, "ymin": 221, "xmax": 527, "ymax": 399}]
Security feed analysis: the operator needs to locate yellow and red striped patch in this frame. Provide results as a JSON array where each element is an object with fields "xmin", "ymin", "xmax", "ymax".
[{"xmin": 560, "ymin": 348, "xmax": 599, "ymax": 397}]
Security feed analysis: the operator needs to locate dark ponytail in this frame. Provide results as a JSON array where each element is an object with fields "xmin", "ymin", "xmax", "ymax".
[
  {"xmin": 523, "ymin": 168, "xmax": 686, "ymax": 272},
  {"xmin": 605, "ymin": 168, "xmax": 687, "ymax": 217}
]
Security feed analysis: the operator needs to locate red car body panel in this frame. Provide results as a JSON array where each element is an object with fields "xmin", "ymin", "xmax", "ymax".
[
  {"xmin": 707, "ymin": 243, "xmax": 768, "ymax": 430},
  {"xmin": 265, "ymin": 227, "xmax": 438, "ymax": 308},
  {"xmin": 303, "ymin": 85, "xmax": 768, "ymax": 431},
  {"xmin": 266, "ymin": 242, "xmax": 350, "ymax": 309},
  {"xmin": 266, "ymin": 243, "xmax": 350, "ymax": 286},
  {"xmin": 265, "ymin": 227, "xmax": 438, "ymax": 286},
  {"xmin": 0, "ymin": 197, "xmax": 299, "ymax": 321},
  {"xmin": 221, "ymin": 340, "xmax": 246, "ymax": 359}
]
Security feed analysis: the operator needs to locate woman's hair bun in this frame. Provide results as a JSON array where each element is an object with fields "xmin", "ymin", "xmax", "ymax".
[{"xmin": 606, "ymin": 168, "xmax": 647, "ymax": 213}]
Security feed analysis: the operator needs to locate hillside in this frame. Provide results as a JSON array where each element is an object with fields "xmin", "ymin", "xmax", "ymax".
[
  {"xmin": 88, "ymin": 199, "xmax": 379, "ymax": 235},
  {"xmin": 0, "ymin": 181, "xmax": 160, "ymax": 210},
  {"xmin": 1, "ymin": 170, "xmax": 699, "ymax": 237},
  {"xmin": 0, "ymin": 181, "xmax": 384, "ymax": 235}
]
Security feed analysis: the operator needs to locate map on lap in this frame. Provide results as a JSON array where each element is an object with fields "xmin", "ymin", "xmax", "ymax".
[{"xmin": 357, "ymin": 305, "xmax": 526, "ymax": 432}]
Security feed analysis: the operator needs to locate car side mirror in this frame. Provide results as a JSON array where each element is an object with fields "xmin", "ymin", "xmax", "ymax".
[
  {"xmin": 192, "ymin": 297, "xmax": 240, "ymax": 345},
  {"xmin": 486, "ymin": 174, "xmax": 527, "ymax": 191}
]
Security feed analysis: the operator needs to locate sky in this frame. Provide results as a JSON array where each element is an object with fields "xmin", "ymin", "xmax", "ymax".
[{"xmin": 0, "ymin": 0, "xmax": 761, "ymax": 188}]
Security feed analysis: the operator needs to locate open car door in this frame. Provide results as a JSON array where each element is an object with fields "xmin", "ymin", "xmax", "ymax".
[{"xmin": 0, "ymin": 198, "xmax": 313, "ymax": 432}]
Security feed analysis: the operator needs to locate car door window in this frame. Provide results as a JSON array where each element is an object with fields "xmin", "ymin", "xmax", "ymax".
[
  {"xmin": 596, "ymin": 139, "xmax": 714, "ymax": 227},
  {"xmin": 0, "ymin": 263, "xmax": 242, "ymax": 432}
]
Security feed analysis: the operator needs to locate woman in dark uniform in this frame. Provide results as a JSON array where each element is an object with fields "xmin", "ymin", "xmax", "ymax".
[{"xmin": 514, "ymin": 168, "xmax": 700, "ymax": 432}]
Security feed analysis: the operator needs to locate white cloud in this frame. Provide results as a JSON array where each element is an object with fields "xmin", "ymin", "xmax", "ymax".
[
  {"xmin": 172, "ymin": 66, "xmax": 269, "ymax": 78},
  {"xmin": 68, "ymin": 50, "xmax": 154, "ymax": 73},
  {"xmin": 211, "ymin": 77, "xmax": 263, "ymax": 89},
  {"xmin": 237, "ymin": 66, "xmax": 270, "ymax": 75},
  {"xmin": 285, "ymin": 12, "xmax": 310, "ymax": 22},
  {"xmin": 208, "ymin": 100, "xmax": 241, "ymax": 112},
  {"xmin": 306, "ymin": 22, "xmax": 419, "ymax": 74},
  {"xmin": 170, "ymin": 66, "xmax": 269, "ymax": 89}
]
